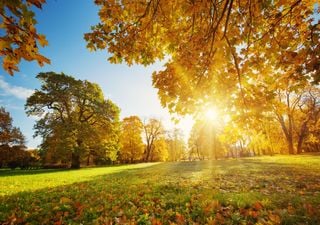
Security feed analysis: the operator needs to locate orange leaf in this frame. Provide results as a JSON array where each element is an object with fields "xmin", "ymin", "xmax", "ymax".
[
  {"xmin": 253, "ymin": 201, "xmax": 263, "ymax": 211},
  {"xmin": 151, "ymin": 217, "xmax": 162, "ymax": 225},
  {"xmin": 268, "ymin": 213, "xmax": 281, "ymax": 224},
  {"xmin": 175, "ymin": 212, "xmax": 185, "ymax": 224}
]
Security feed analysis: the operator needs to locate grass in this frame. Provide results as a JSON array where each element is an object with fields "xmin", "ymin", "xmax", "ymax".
[{"xmin": 0, "ymin": 155, "xmax": 320, "ymax": 224}]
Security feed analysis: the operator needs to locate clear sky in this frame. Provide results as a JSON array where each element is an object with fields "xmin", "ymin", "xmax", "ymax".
[{"xmin": 0, "ymin": 0, "xmax": 193, "ymax": 148}]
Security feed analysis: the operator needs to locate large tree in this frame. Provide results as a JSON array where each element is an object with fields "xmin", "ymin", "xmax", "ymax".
[
  {"xmin": 86, "ymin": 0, "xmax": 319, "ymax": 116},
  {"xmin": 0, "ymin": 0, "xmax": 50, "ymax": 75},
  {"xmin": 25, "ymin": 72, "xmax": 120, "ymax": 168}
]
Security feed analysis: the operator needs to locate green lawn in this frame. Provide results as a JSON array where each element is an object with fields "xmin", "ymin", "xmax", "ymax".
[{"xmin": 1, "ymin": 155, "xmax": 320, "ymax": 224}]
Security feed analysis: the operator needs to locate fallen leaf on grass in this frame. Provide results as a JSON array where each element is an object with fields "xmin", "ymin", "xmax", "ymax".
[
  {"xmin": 304, "ymin": 203, "xmax": 315, "ymax": 216},
  {"xmin": 175, "ymin": 212, "xmax": 185, "ymax": 224},
  {"xmin": 60, "ymin": 197, "xmax": 72, "ymax": 204},
  {"xmin": 268, "ymin": 213, "xmax": 281, "ymax": 224},
  {"xmin": 253, "ymin": 201, "xmax": 263, "ymax": 211},
  {"xmin": 151, "ymin": 217, "xmax": 162, "ymax": 225}
]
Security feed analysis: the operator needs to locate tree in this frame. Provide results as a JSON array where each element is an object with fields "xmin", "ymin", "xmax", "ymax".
[
  {"xmin": 86, "ymin": 0, "xmax": 319, "ymax": 116},
  {"xmin": 119, "ymin": 116, "xmax": 144, "ymax": 163},
  {"xmin": 0, "ymin": 107, "xmax": 25, "ymax": 147},
  {"xmin": 152, "ymin": 137, "xmax": 168, "ymax": 162},
  {"xmin": 25, "ymin": 72, "xmax": 120, "ymax": 168},
  {"xmin": 142, "ymin": 118, "xmax": 164, "ymax": 162},
  {"xmin": 166, "ymin": 128, "xmax": 186, "ymax": 161},
  {"xmin": 294, "ymin": 87, "xmax": 320, "ymax": 153},
  {"xmin": 0, "ymin": 107, "xmax": 28, "ymax": 168},
  {"xmin": 0, "ymin": 0, "xmax": 50, "ymax": 75},
  {"xmin": 188, "ymin": 119, "xmax": 224, "ymax": 160},
  {"xmin": 269, "ymin": 83, "xmax": 320, "ymax": 154}
]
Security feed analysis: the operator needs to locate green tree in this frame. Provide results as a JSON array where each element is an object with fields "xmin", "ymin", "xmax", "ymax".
[
  {"xmin": 0, "ymin": 0, "xmax": 50, "ymax": 75},
  {"xmin": 119, "ymin": 116, "xmax": 144, "ymax": 163},
  {"xmin": 25, "ymin": 72, "xmax": 120, "ymax": 168}
]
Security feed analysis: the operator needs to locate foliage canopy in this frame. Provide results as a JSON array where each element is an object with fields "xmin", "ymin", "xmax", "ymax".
[
  {"xmin": 25, "ymin": 72, "xmax": 120, "ymax": 168},
  {"xmin": 0, "ymin": 0, "xmax": 50, "ymax": 75},
  {"xmin": 86, "ymin": 0, "xmax": 319, "ymax": 115}
]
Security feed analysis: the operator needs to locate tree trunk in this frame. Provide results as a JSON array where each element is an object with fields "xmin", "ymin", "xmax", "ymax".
[
  {"xmin": 297, "ymin": 112, "xmax": 312, "ymax": 154},
  {"xmin": 72, "ymin": 140, "xmax": 83, "ymax": 168},
  {"xmin": 297, "ymin": 122, "xmax": 308, "ymax": 154},
  {"xmin": 86, "ymin": 153, "xmax": 91, "ymax": 166},
  {"xmin": 287, "ymin": 136, "xmax": 294, "ymax": 154},
  {"xmin": 145, "ymin": 146, "xmax": 151, "ymax": 161},
  {"xmin": 71, "ymin": 152, "xmax": 80, "ymax": 169},
  {"xmin": 145, "ymin": 140, "xmax": 154, "ymax": 162},
  {"xmin": 296, "ymin": 139, "xmax": 303, "ymax": 154},
  {"xmin": 196, "ymin": 145, "xmax": 201, "ymax": 160},
  {"xmin": 277, "ymin": 114, "xmax": 295, "ymax": 154}
]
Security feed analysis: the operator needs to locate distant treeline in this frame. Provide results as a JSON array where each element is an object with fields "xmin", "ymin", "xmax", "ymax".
[{"xmin": 1, "ymin": 72, "xmax": 320, "ymax": 169}]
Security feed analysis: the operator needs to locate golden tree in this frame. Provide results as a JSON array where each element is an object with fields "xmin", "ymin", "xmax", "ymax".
[
  {"xmin": 86, "ymin": 0, "xmax": 319, "ymax": 116},
  {"xmin": 119, "ymin": 116, "xmax": 144, "ymax": 163}
]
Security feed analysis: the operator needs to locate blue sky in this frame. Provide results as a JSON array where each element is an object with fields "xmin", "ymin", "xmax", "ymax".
[{"xmin": 0, "ymin": 0, "xmax": 193, "ymax": 148}]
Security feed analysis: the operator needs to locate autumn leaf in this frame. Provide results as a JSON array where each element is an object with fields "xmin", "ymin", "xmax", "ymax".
[
  {"xmin": 268, "ymin": 213, "xmax": 281, "ymax": 224},
  {"xmin": 151, "ymin": 217, "xmax": 162, "ymax": 225},
  {"xmin": 38, "ymin": 34, "xmax": 49, "ymax": 47},
  {"xmin": 253, "ymin": 201, "xmax": 263, "ymax": 211},
  {"xmin": 1, "ymin": 0, "xmax": 49, "ymax": 75},
  {"xmin": 60, "ymin": 197, "xmax": 72, "ymax": 204},
  {"xmin": 175, "ymin": 212, "xmax": 185, "ymax": 224}
]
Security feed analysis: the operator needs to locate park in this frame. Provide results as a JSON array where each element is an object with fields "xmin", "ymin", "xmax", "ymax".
[
  {"xmin": 1, "ymin": 155, "xmax": 320, "ymax": 224},
  {"xmin": 0, "ymin": 0, "xmax": 320, "ymax": 224}
]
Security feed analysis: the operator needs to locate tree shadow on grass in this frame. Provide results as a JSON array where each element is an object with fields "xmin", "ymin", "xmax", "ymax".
[{"xmin": 0, "ymin": 168, "xmax": 70, "ymax": 177}]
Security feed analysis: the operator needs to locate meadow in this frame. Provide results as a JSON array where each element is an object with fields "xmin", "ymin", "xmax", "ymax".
[{"xmin": 1, "ymin": 155, "xmax": 320, "ymax": 224}]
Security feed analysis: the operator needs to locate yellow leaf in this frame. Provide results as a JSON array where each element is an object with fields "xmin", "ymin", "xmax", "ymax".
[
  {"xmin": 38, "ymin": 34, "xmax": 49, "ymax": 47},
  {"xmin": 60, "ymin": 197, "xmax": 72, "ymax": 204},
  {"xmin": 268, "ymin": 213, "xmax": 281, "ymax": 224}
]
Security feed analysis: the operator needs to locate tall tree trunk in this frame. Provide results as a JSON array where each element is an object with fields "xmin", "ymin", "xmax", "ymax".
[
  {"xmin": 86, "ymin": 153, "xmax": 91, "ymax": 166},
  {"xmin": 288, "ymin": 115, "xmax": 295, "ymax": 154},
  {"xmin": 71, "ymin": 152, "xmax": 80, "ymax": 169},
  {"xmin": 287, "ymin": 137, "xmax": 294, "ymax": 155},
  {"xmin": 296, "ymin": 138, "xmax": 303, "ymax": 154},
  {"xmin": 297, "ymin": 121, "xmax": 308, "ymax": 154},
  {"xmin": 277, "ymin": 114, "xmax": 295, "ymax": 154},
  {"xmin": 145, "ymin": 146, "xmax": 151, "ymax": 161},
  {"xmin": 71, "ymin": 140, "xmax": 82, "ymax": 168},
  {"xmin": 196, "ymin": 145, "xmax": 201, "ymax": 160}
]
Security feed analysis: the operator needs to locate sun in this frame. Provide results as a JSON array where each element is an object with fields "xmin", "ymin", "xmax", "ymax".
[{"xmin": 204, "ymin": 108, "xmax": 219, "ymax": 122}]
